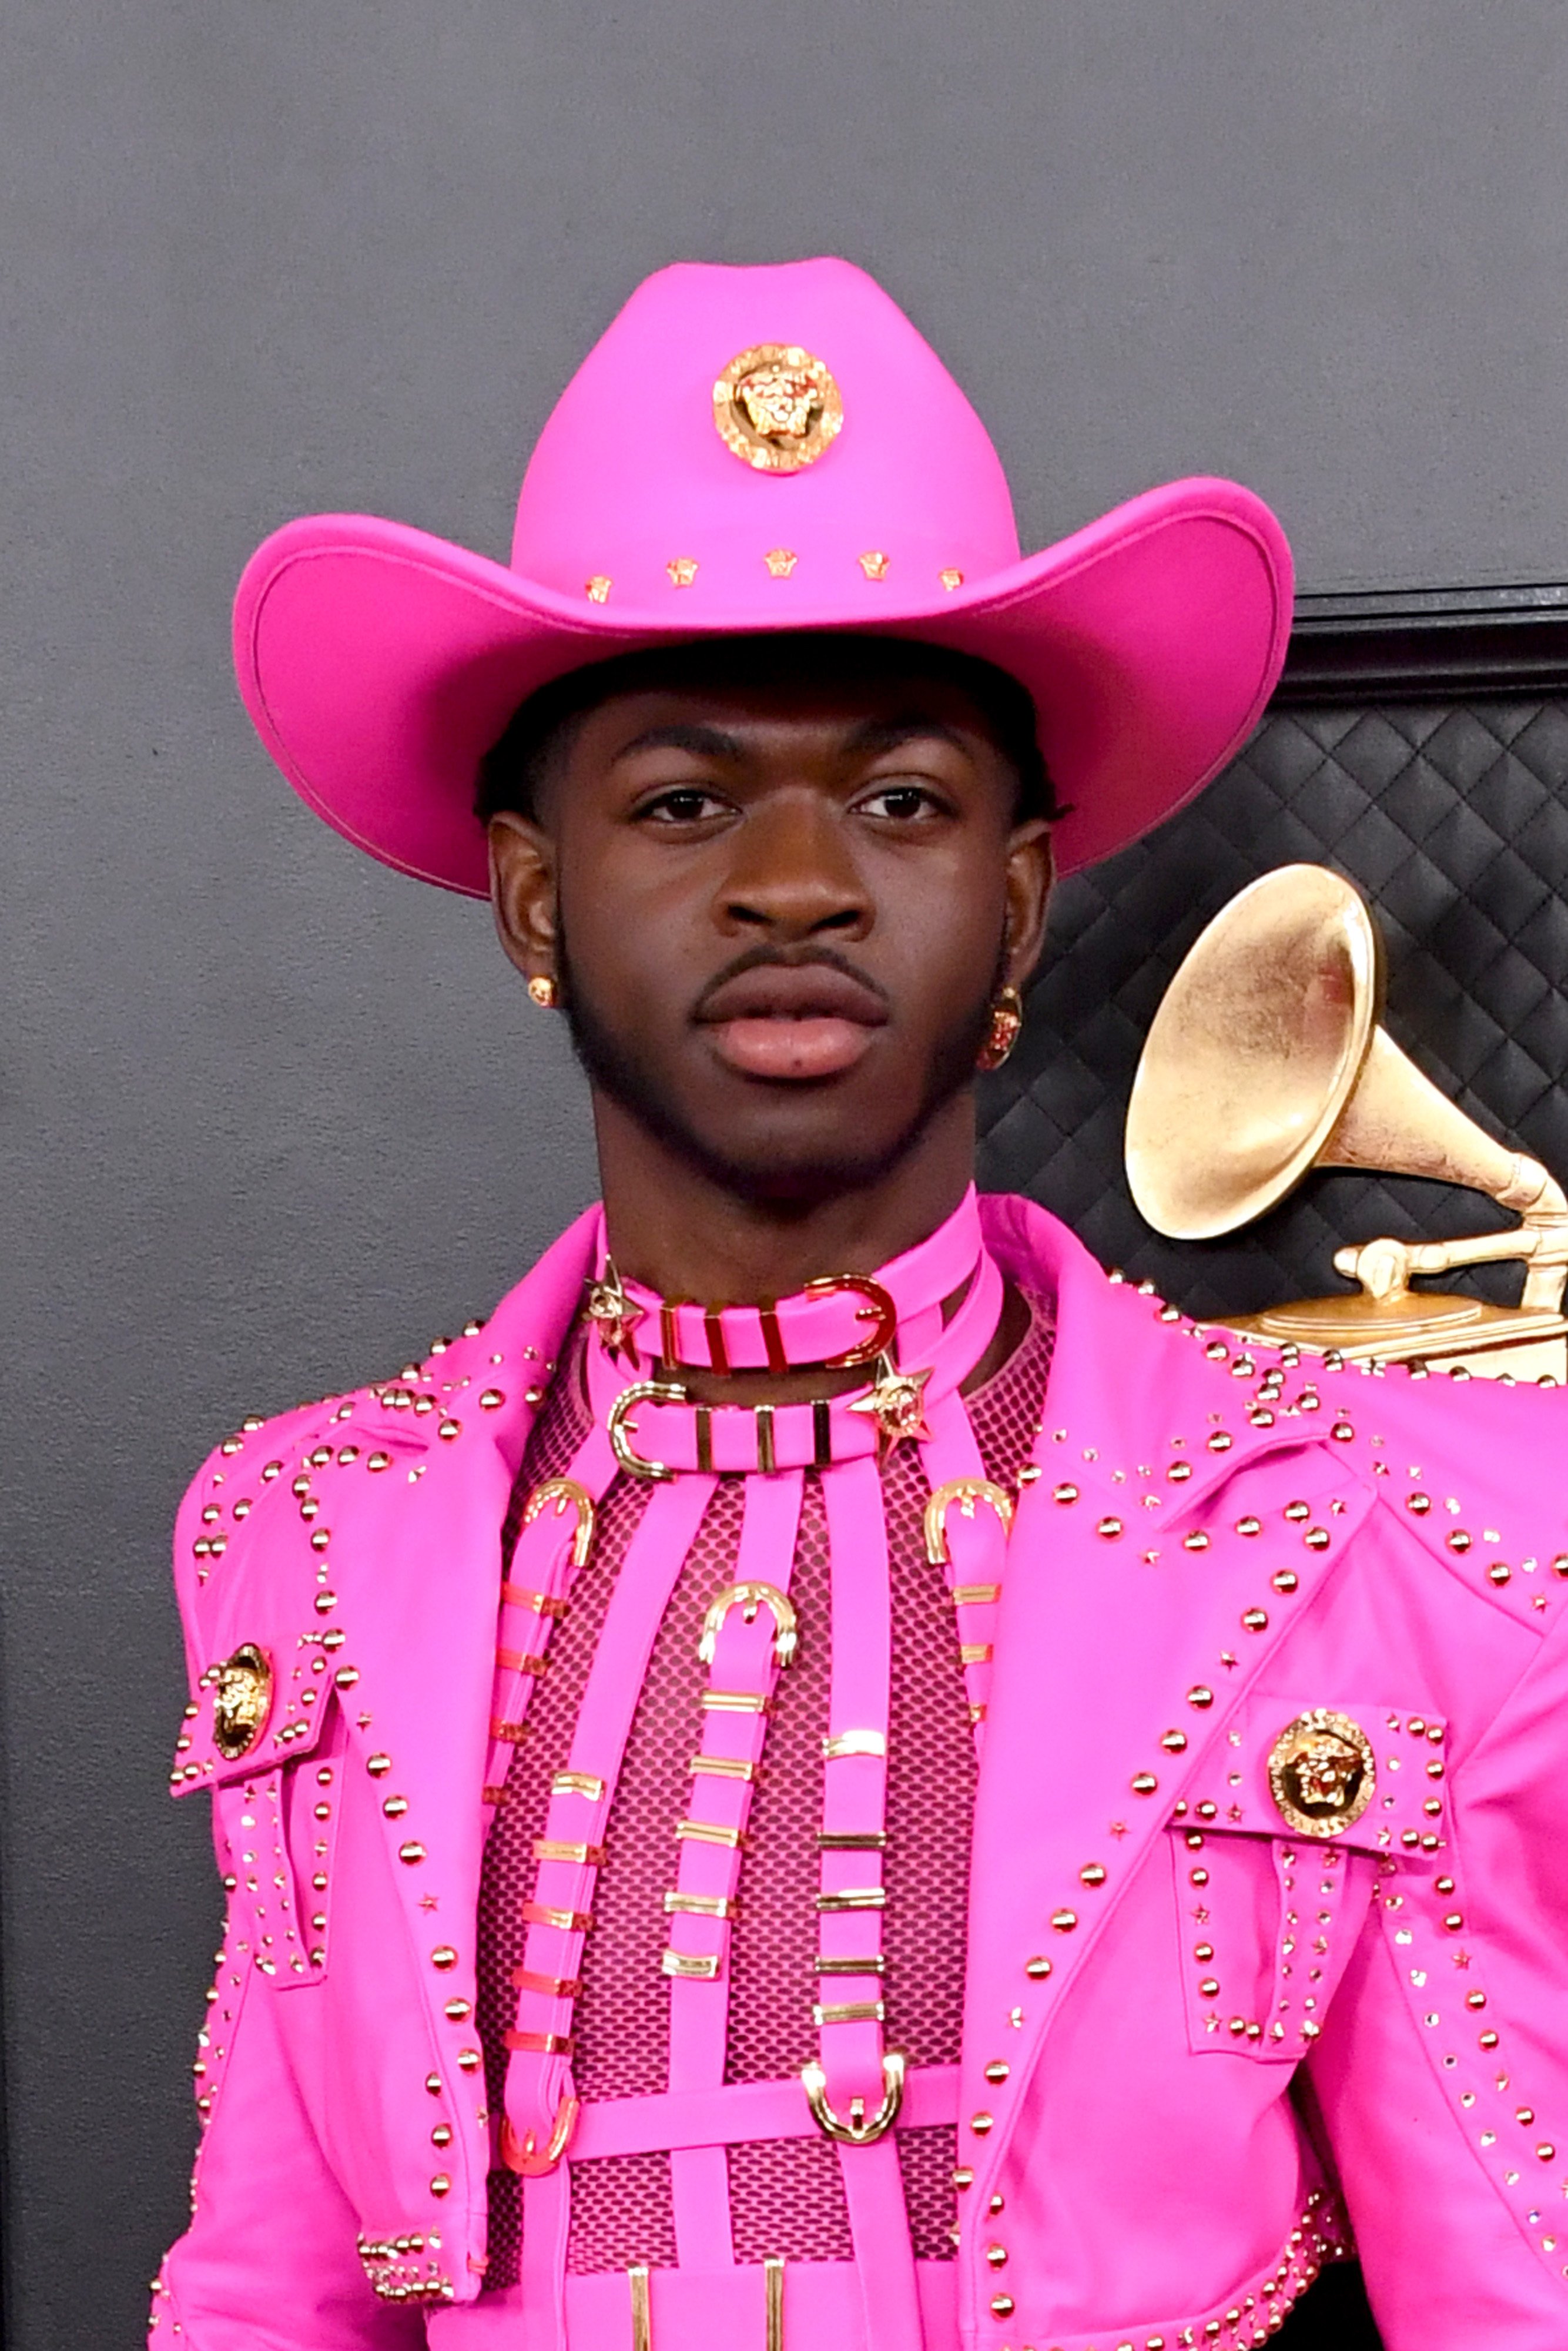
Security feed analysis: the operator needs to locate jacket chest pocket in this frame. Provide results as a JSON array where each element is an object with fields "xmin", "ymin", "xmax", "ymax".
[
  {"xmin": 1170, "ymin": 1821, "xmax": 1378, "ymax": 2060},
  {"xmin": 1167, "ymin": 1692, "xmax": 1448, "ymax": 2064},
  {"xmin": 210, "ymin": 1697, "xmax": 348, "ymax": 1987},
  {"xmin": 173, "ymin": 1639, "xmax": 348, "ymax": 1989}
]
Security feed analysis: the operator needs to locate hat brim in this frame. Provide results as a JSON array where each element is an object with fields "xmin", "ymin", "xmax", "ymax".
[{"xmin": 233, "ymin": 476, "xmax": 1291, "ymax": 892}]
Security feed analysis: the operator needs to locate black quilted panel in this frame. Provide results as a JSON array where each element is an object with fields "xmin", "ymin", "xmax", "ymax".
[{"xmin": 977, "ymin": 698, "xmax": 1568, "ymax": 1321}]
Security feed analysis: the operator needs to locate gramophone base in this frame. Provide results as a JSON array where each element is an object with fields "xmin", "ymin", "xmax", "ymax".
[{"xmin": 1219, "ymin": 1290, "xmax": 1568, "ymax": 1382}]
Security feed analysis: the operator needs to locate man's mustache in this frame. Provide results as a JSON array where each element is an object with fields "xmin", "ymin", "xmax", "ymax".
[{"xmin": 692, "ymin": 943, "xmax": 893, "ymax": 1024}]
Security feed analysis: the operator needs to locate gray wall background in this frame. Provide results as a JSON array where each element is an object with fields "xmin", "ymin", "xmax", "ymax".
[{"xmin": 6, "ymin": 3, "xmax": 1568, "ymax": 2340}]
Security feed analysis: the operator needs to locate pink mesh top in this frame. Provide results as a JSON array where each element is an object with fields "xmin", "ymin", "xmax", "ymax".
[{"xmin": 476, "ymin": 1295, "xmax": 1055, "ymax": 2289}]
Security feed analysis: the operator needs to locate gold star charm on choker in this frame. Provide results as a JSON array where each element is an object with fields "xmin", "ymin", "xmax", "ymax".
[
  {"xmin": 847, "ymin": 1352, "xmax": 933, "ymax": 1463},
  {"xmin": 584, "ymin": 1261, "xmax": 645, "ymax": 1368}
]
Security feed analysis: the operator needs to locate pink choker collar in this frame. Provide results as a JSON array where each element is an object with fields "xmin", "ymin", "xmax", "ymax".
[{"xmin": 584, "ymin": 1185, "xmax": 987, "ymax": 1377}]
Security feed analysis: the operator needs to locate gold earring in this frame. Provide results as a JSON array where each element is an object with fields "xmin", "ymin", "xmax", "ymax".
[
  {"xmin": 977, "ymin": 983, "xmax": 1023, "ymax": 1070},
  {"xmin": 527, "ymin": 974, "xmax": 558, "ymax": 1009}
]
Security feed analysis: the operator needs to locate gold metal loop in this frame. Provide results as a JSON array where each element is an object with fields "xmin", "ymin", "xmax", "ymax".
[
  {"xmin": 698, "ymin": 1580, "xmax": 799, "ymax": 1669},
  {"xmin": 607, "ymin": 1381, "xmax": 686, "ymax": 1482},
  {"xmin": 800, "ymin": 2049, "xmax": 907, "ymax": 2144},
  {"xmin": 923, "ymin": 1476, "xmax": 1015, "ymax": 1566},
  {"xmin": 803, "ymin": 1274, "xmax": 899, "ymax": 1368},
  {"xmin": 629, "ymin": 2265, "xmax": 652, "ymax": 2351},
  {"xmin": 500, "ymin": 2094, "xmax": 580, "ymax": 2176},
  {"xmin": 522, "ymin": 1476, "xmax": 597, "ymax": 1566}
]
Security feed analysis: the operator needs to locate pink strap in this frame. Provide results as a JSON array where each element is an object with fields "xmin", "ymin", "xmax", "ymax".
[
  {"xmin": 593, "ymin": 1185, "xmax": 984, "ymax": 1372},
  {"xmin": 815, "ymin": 1456, "xmax": 892, "ymax": 2108},
  {"xmin": 840, "ymin": 2136, "xmax": 926, "ymax": 2351},
  {"xmin": 481, "ymin": 1425, "xmax": 617, "ymax": 1807},
  {"xmin": 518, "ymin": 2164, "xmax": 569, "ymax": 2348},
  {"xmin": 496, "ymin": 2065, "xmax": 961, "ymax": 2162},
  {"xmin": 916, "ymin": 1379, "xmax": 1014, "ymax": 1751}
]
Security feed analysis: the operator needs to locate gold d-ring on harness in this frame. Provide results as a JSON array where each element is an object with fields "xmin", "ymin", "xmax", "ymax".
[
  {"xmin": 607, "ymin": 1380, "xmax": 686, "ymax": 1481},
  {"xmin": 800, "ymin": 2049, "xmax": 907, "ymax": 2144},
  {"xmin": 698, "ymin": 1581, "xmax": 799, "ymax": 1668},
  {"xmin": 922, "ymin": 1476, "xmax": 1014, "ymax": 1565},
  {"xmin": 521, "ymin": 1476, "xmax": 597, "ymax": 1564}
]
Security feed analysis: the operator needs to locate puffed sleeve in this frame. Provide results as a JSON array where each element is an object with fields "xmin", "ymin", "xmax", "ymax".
[{"xmin": 150, "ymin": 1891, "xmax": 424, "ymax": 2350}]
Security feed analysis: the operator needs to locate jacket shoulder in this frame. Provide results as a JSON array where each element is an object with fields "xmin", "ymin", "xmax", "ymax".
[
  {"xmin": 1193, "ymin": 1338, "xmax": 1568, "ymax": 1638},
  {"xmin": 166, "ymin": 1364, "xmax": 459, "ymax": 1800},
  {"xmin": 171, "ymin": 1388, "xmax": 368, "ymax": 1660}
]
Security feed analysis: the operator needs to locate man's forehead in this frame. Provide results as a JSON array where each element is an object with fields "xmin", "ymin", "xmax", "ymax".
[{"xmin": 576, "ymin": 674, "xmax": 1008, "ymax": 756}]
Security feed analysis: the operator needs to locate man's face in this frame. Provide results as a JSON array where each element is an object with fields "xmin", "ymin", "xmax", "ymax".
[{"xmin": 488, "ymin": 674, "xmax": 1051, "ymax": 1204}]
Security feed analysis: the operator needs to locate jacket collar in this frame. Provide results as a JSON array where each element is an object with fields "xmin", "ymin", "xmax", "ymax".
[{"xmin": 322, "ymin": 1204, "xmax": 601, "ymax": 1920}]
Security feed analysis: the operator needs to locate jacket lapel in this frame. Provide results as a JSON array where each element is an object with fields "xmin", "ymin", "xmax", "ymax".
[{"xmin": 323, "ymin": 1210, "xmax": 599, "ymax": 2055}]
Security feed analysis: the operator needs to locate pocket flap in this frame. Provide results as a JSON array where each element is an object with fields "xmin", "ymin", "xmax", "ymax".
[
  {"xmin": 169, "ymin": 1630, "xmax": 340, "ymax": 1795},
  {"xmin": 1172, "ymin": 1692, "xmax": 1448, "ymax": 1856}
]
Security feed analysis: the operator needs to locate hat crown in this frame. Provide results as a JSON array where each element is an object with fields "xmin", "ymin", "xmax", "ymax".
[
  {"xmin": 234, "ymin": 252, "xmax": 1290, "ymax": 897},
  {"xmin": 510, "ymin": 257, "xmax": 1021, "ymax": 617}
]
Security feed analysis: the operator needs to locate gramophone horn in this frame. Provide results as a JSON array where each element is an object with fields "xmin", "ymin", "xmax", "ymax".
[
  {"xmin": 1125, "ymin": 864, "xmax": 1568, "ymax": 1369},
  {"xmin": 1125, "ymin": 865, "xmax": 1382, "ymax": 1241}
]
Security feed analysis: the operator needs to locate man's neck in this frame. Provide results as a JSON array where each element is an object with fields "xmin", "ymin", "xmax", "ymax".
[{"xmin": 591, "ymin": 1089, "xmax": 979, "ymax": 1305}]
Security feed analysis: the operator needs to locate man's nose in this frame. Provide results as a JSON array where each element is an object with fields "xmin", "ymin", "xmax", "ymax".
[{"xmin": 715, "ymin": 791, "xmax": 872, "ymax": 940}]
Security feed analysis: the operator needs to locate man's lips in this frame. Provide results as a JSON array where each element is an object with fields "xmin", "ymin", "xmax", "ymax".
[{"xmin": 696, "ymin": 962, "xmax": 889, "ymax": 1081}]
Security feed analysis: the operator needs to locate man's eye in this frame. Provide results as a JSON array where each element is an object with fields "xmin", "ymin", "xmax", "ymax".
[
  {"xmin": 641, "ymin": 787, "xmax": 729, "ymax": 823},
  {"xmin": 858, "ymin": 783, "xmax": 941, "ymax": 820}
]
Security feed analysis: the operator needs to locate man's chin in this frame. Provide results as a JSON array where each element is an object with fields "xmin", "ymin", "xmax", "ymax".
[{"xmin": 622, "ymin": 1092, "xmax": 942, "ymax": 1206}]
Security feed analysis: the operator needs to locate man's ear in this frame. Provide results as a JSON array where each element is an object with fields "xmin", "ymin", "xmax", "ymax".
[
  {"xmin": 488, "ymin": 811, "xmax": 561, "ymax": 992},
  {"xmin": 1000, "ymin": 818, "xmax": 1054, "ymax": 993}
]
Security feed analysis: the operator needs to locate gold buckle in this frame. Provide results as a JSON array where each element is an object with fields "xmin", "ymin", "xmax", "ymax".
[
  {"xmin": 522, "ymin": 1476, "xmax": 597, "ymax": 1564},
  {"xmin": 698, "ymin": 1580, "xmax": 799, "ymax": 1669},
  {"xmin": 802, "ymin": 1274, "xmax": 898, "ymax": 1367},
  {"xmin": 607, "ymin": 1381, "xmax": 685, "ymax": 1481},
  {"xmin": 500, "ymin": 2095, "xmax": 580, "ymax": 2176},
  {"xmin": 800, "ymin": 2049, "xmax": 906, "ymax": 2144},
  {"xmin": 923, "ymin": 1476, "xmax": 1014, "ymax": 1566}
]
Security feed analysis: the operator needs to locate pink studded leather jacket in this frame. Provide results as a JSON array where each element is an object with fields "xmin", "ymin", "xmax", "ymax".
[{"xmin": 150, "ymin": 1195, "xmax": 1568, "ymax": 2350}]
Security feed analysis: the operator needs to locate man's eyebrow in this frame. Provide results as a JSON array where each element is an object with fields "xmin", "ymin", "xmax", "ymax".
[
  {"xmin": 609, "ymin": 722, "xmax": 745, "ymax": 764},
  {"xmin": 842, "ymin": 714, "xmax": 974, "ymax": 758}
]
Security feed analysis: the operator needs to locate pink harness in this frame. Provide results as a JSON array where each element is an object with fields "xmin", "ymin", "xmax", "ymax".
[{"xmin": 480, "ymin": 1191, "xmax": 1015, "ymax": 2350}]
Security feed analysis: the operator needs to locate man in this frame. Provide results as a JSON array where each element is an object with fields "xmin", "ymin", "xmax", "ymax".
[{"xmin": 152, "ymin": 259, "xmax": 1568, "ymax": 2351}]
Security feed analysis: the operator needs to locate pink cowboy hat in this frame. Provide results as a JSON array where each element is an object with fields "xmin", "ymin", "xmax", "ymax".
[{"xmin": 233, "ymin": 256, "xmax": 1292, "ymax": 890}]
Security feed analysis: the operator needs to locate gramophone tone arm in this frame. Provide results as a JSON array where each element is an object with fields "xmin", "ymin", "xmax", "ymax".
[{"xmin": 1335, "ymin": 1207, "xmax": 1568, "ymax": 1313}]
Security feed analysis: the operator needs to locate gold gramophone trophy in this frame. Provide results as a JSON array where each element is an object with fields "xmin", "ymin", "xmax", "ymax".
[{"xmin": 1124, "ymin": 864, "xmax": 1568, "ymax": 1379}]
